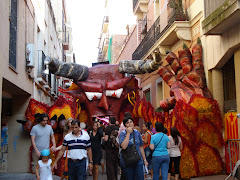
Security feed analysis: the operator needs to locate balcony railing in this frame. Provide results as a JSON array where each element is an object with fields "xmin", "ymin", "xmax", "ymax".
[
  {"xmin": 133, "ymin": 0, "xmax": 138, "ymax": 11},
  {"xmin": 132, "ymin": 0, "xmax": 188, "ymax": 60},
  {"xmin": 63, "ymin": 30, "xmax": 69, "ymax": 50},
  {"xmin": 97, "ymin": 51, "xmax": 104, "ymax": 62},
  {"xmin": 37, "ymin": 50, "xmax": 52, "ymax": 88},
  {"xmin": 37, "ymin": 50, "xmax": 47, "ymax": 79}
]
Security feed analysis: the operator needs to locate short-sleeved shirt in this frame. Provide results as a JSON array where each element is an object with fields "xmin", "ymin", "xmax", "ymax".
[
  {"xmin": 30, "ymin": 124, "xmax": 54, "ymax": 152},
  {"xmin": 105, "ymin": 125, "xmax": 119, "ymax": 149},
  {"xmin": 119, "ymin": 129, "xmax": 144, "ymax": 165},
  {"xmin": 150, "ymin": 132, "xmax": 169, "ymax": 157},
  {"xmin": 63, "ymin": 130, "xmax": 91, "ymax": 160},
  {"xmin": 168, "ymin": 135, "xmax": 181, "ymax": 157},
  {"xmin": 89, "ymin": 127, "xmax": 103, "ymax": 149}
]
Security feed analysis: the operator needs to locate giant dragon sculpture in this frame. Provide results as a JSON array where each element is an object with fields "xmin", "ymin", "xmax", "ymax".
[{"xmin": 23, "ymin": 40, "xmax": 224, "ymax": 178}]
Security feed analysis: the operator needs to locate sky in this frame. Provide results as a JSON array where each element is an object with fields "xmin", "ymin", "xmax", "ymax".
[{"xmin": 67, "ymin": 0, "xmax": 136, "ymax": 67}]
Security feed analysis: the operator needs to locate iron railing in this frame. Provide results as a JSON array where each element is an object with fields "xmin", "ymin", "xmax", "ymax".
[
  {"xmin": 37, "ymin": 50, "xmax": 51, "ymax": 87},
  {"xmin": 133, "ymin": 0, "xmax": 138, "ymax": 11},
  {"xmin": 132, "ymin": 16, "xmax": 161, "ymax": 60},
  {"xmin": 132, "ymin": 0, "xmax": 189, "ymax": 60},
  {"xmin": 104, "ymin": 16, "xmax": 109, "ymax": 23},
  {"xmin": 227, "ymin": 139, "xmax": 240, "ymax": 173},
  {"xmin": 63, "ymin": 28, "xmax": 69, "ymax": 43},
  {"xmin": 37, "ymin": 50, "xmax": 46, "ymax": 79}
]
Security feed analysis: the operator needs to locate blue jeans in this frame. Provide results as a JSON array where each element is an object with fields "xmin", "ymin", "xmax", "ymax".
[
  {"xmin": 144, "ymin": 147, "xmax": 152, "ymax": 170},
  {"xmin": 68, "ymin": 158, "xmax": 87, "ymax": 180},
  {"xmin": 152, "ymin": 155, "xmax": 170, "ymax": 180},
  {"xmin": 126, "ymin": 163, "xmax": 144, "ymax": 180}
]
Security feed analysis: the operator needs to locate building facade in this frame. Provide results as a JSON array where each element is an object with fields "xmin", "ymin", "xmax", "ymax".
[
  {"xmin": 114, "ymin": 0, "xmax": 240, "ymax": 169},
  {"xmin": 0, "ymin": 0, "xmax": 73, "ymax": 173}
]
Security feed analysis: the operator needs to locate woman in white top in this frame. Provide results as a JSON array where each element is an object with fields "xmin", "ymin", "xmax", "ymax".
[{"xmin": 168, "ymin": 127, "xmax": 183, "ymax": 180}]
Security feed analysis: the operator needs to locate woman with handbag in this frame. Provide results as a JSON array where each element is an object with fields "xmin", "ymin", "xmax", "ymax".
[
  {"xmin": 119, "ymin": 117, "xmax": 148, "ymax": 180},
  {"xmin": 168, "ymin": 127, "xmax": 182, "ymax": 180},
  {"xmin": 150, "ymin": 122, "xmax": 171, "ymax": 180}
]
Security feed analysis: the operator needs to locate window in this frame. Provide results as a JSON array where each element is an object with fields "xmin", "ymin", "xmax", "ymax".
[
  {"xmin": 157, "ymin": 81, "xmax": 163, "ymax": 102},
  {"xmin": 223, "ymin": 55, "xmax": 236, "ymax": 112},
  {"xmin": 144, "ymin": 89, "xmax": 151, "ymax": 102},
  {"xmin": 9, "ymin": 0, "xmax": 18, "ymax": 69}
]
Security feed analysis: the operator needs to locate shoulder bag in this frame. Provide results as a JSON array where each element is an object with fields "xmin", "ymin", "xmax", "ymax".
[
  {"xmin": 151, "ymin": 133, "xmax": 164, "ymax": 156},
  {"xmin": 121, "ymin": 130, "xmax": 141, "ymax": 167}
]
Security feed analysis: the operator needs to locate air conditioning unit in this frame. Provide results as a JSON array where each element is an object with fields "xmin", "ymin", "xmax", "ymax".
[{"xmin": 26, "ymin": 43, "xmax": 34, "ymax": 67}]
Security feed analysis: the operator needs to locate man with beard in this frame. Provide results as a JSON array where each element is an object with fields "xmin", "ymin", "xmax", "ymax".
[{"xmin": 30, "ymin": 113, "xmax": 56, "ymax": 173}]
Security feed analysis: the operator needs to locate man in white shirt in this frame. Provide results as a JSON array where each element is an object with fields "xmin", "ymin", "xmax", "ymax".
[{"xmin": 52, "ymin": 119, "xmax": 93, "ymax": 180}]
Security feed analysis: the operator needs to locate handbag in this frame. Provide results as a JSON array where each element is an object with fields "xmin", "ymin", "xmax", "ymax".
[{"xmin": 121, "ymin": 130, "xmax": 141, "ymax": 167}]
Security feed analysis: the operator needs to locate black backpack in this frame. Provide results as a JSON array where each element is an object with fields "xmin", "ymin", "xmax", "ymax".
[{"xmin": 108, "ymin": 126, "xmax": 119, "ymax": 148}]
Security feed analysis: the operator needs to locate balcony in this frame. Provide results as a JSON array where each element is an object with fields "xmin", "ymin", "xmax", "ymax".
[
  {"xmin": 97, "ymin": 51, "xmax": 104, "ymax": 62},
  {"xmin": 202, "ymin": 0, "xmax": 240, "ymax": 35},
  {"xmin": 103, "ymin": 37, "xmax": 109, "ymax": 54},
  {"xmin": 133, "ymin": 0, "xmax": 148, "ymax": 15},
  {"xmin": 63, "ymin": 30, "xmax": 69, "ymax": 50},
  {"xmin": 37, "ymin": 50, "xmax": 52, "ymax": 87},
  {"xmin": 37, "ymin": 50, "xmax": 47, "ymax": 85},
  {"xmin": 132, "ymin": 0, "xmax": 189, "ymax": 60},
  {"xmin": 102, "ymin": 16, "xmax": 109, "ymax": 33}
]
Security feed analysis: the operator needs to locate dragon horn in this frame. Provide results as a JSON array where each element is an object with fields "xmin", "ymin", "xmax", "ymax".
[
  {"xmin": 45, "ymin": 56, "xmax": 89, "ymax": 81},
  {"xmin": 119, "ymin": 53, "xmax": 162, "ymax": 74}
]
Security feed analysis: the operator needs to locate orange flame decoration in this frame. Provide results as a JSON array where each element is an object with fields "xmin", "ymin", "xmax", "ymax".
[
  {"xmin": 48, "ymin": 95, "xmax": 78, "ymax": 120},
  {"xmin": 133, "ymin": 95, "xmax": 165, "ymax": 125},
  {"xmin": 133, "ymin": 94, "xmax": 224, "ymax": 178},
  {"xmin": 25, "ymin": 96, "xmax": 78, "ymax": 175},
  {"xmin": 25, "ymin": 99, "xmax": 49, "ymax": 123}
]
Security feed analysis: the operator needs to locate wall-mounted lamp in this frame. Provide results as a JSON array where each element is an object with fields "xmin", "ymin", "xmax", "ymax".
[
  {"xmin": 237, "ymin": 113, "xmax": 240, "ymax": 118},
  {"xmin": 43, "ymin": 69, "xmax": 49, "ymax": 75}
]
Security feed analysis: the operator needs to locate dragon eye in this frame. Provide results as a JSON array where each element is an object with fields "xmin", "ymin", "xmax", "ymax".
[
  {"xmin": 85, "ymin": 92, "xmax": 102, "ymax": 101},
  {"xmin": 106, "ymin": 88, "xmax": 123, "ymax": 98}
]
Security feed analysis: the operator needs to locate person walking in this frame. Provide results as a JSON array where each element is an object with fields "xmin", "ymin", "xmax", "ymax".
[
  {"xmin": 119, "ymin": 117, "xmax": 148, "ymax": 180},
  {"xmin": 56, "ymin": 118, "xmax": 73, "ymax": 180},
  {"xmin": 35, "ymin": 149, "xmax": 53, "ymax": 180},
  {"xmin": 168, "ymin": 127, "xmax": 182, "ymax": 180},
  {"xmin": 30, "ymin": 113, "xmax": 56, "ymax": 173},
  {"xmin": 104, "ymin": 116, "xmax": 119, "ymax": 180},
  {"xmin": 52, "ymin": 119, "xmax": 93, "ymax": 180},
  {"xmin": 150, "ymin": 122, "xmax": 171, "ymax": 180},
  {"xmin": 89, "ymin": 121, "xmax": 103, "ymax": 180},
  {"xmin": 142, "ymin": 122, "xmax": 153, "ymax": 178},
  {"xmin": 100, "ymin": 123, "xmax": 106, "ymax": 175}
]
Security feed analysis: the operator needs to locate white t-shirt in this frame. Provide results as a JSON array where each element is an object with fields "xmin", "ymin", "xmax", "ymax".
[
  {"xmin": 168, "ymin": 136, "xmax": 181, "ymax": 157},
  {"xmin": 38, "ymin": 159, "xmax": 53, "ymax": 180}
]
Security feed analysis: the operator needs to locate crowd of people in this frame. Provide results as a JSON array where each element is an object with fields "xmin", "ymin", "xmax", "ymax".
[{"xmin": 30, "ymin": 112, "xmax": 183, "ymax": 180}]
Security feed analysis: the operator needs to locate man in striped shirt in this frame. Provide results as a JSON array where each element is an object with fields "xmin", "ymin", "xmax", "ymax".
[{"xmin": 52, "ymin": 119, "xmax": 93, "ymax": 180}]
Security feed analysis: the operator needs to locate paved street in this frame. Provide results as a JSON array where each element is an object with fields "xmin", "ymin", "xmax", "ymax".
[
  {"xmin": 0, "ymin": 172, "xmax": 231, "ymax": 180},
  {"xmin": 0, "ymin": 168, "xmax": 117, "ymax": 180}
]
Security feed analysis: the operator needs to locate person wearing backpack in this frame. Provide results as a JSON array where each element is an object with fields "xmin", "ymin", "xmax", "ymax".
[
  {"xmin": 142, "ymin": 122, "xmax": 153, "ymax": 178},
  {"xmin": 104, "ymin": 116, "xmax": 119, "ymax": 180}
]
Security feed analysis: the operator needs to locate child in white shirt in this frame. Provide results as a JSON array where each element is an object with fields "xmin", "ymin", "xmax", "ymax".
[{"xmin": 36, "ymin": 149, "xmax": 53, "ymax": 180}]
